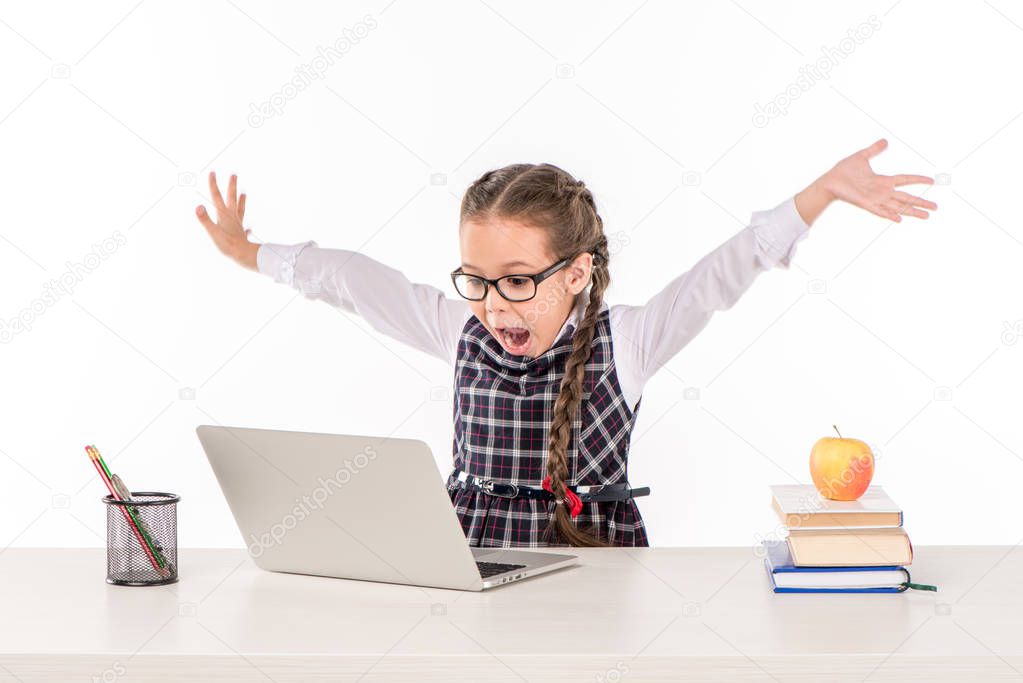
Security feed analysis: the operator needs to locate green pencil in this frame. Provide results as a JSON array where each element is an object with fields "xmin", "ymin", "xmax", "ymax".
[{"xmin": 88, "ymin": 445, "xmax": 171, "ymax": 575}]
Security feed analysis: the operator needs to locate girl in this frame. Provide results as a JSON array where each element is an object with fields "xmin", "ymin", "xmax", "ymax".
[{"xmin": 196, "ymin": 138, "xmax": 936, "ymax": 548}]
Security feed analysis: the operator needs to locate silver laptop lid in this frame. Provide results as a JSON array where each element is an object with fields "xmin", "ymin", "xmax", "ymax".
[{"xmin": 196, "ymin": 424, "xmax": 486, "ymax": 591}]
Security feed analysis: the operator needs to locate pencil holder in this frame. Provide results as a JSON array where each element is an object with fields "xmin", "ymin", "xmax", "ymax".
[{"xmin": 103, "ymin": 492, "xmax": 179, "ymax": 586}]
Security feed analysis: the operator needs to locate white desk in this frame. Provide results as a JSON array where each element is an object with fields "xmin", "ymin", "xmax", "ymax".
[{"xmin": 1, "ymin": 546, "xmax": 1020, "ymax": 681}]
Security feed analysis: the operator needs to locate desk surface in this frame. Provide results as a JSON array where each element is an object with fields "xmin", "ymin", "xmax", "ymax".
[{"xmin": 1, "ymin": 546, "xmax": 1021, "ymax": 682}]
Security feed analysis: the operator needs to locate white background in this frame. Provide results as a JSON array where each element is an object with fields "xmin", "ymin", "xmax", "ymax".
[{"xmin": 1, "ymin": 0, "xmax": 1019, "ymax": 550}]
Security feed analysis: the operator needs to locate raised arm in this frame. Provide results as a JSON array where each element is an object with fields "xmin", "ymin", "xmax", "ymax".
[
  {"xmin": 610, "ymin": 195, "xmax": 810, "ymax": 401},
  {"xmin": 195, "ymin": 172, "xmax": 471, "ymax": 365},
  {"xmin": 257, "ymin": 241, "xmax": 472, "ymax": 364},
  {"xmin": 610, "ymin": 138, "xmax": 937, "ymax": 405}
]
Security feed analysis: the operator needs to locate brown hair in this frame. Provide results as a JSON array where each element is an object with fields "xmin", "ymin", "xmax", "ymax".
[{"xmin": 460, "ymin": 163, "xmax": 611, "ymax": 547}]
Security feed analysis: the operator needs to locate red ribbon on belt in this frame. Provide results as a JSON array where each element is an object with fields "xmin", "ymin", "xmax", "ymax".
[{"xmin": 542, "ymin": 476, "xmax": 583, "ymax": 518}]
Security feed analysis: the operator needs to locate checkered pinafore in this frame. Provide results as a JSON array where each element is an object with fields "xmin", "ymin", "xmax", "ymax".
[{"xmin": 445, "ymin": 306, "xmax": 649, "ymax": 547}]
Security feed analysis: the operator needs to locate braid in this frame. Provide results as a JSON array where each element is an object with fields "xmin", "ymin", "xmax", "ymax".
[
  {"xmin": 542, "ymin": 189, "xmax": 613, "ymax": 547},
  {"xmin": 562, "ymin": 180, "xmax": 606, "ymax": 234},
  {"xmin": 576, "ymin": 186, "xmax": 605, "ymax": 233}
]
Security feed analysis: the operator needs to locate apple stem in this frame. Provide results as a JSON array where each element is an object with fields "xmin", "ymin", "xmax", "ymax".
[{"xmin": 833, "ymin": 424, "xmax": 842, "ymax": 438}]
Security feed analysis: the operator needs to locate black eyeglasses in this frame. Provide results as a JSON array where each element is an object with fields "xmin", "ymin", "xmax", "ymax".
[{"xmin": 451, "ymin": 255, "xmax": 578, "ymax": 302}]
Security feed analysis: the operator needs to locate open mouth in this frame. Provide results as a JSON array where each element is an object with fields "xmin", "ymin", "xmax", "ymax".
[{"xmin": 496, "ymin": 326, "xmax": 531, "ymax": 354}]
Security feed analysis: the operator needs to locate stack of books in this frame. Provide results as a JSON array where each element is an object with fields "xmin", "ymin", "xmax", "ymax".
[{"xmin": 762, "ymin": 484, "xmax": 915, "ymax": 593}]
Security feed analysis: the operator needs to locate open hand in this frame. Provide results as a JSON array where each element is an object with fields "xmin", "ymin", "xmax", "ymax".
[
  {"xmin": 195, "ymin": 172, "xmax": 259, "ymax": 270},
  {"xmin": 823, "ymin": 138, "xmax": 937, "ymax": 222}
]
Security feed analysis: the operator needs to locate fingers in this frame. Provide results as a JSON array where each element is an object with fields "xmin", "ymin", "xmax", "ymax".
[
  {"xmin": 860, "ymin": 138, "xmax": 888, "ymax": 159},
  {"xmin": 881, "ymin": 199, "xmax": 928, "ymax": 221},
  {"xmin": 892, "ymin": 190, "xmax": 937, "ymax": 212},
  {"xmin": 876, "ymin": 203, "xmax": 902, "ymax": 222},
  {"xmin": 227, "ymin": 174, "xmax": 238, "ymax": 210},
  {"xmin": 195, "ymin": 205, "xmax": 216, "ymax": 233},
  {"xmin": 883, "ymin": 191, "xmax": 935, "ymax": 220},
  {"xmin": 238, "ymin": 193, "xmax": 247, "ymax": 222},
  {"xmin": 208, "ymin": 171, "xmax": 228, "ymax": 213},
  {"xmin": 899, "ymin": 205, "xmax": 929, "ymax": 219},
  {"xmin": 891, "ymin": 174, "xmax": 934, "ymax": 187}
]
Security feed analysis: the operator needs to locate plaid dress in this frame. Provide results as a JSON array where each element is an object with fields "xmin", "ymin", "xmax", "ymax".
[{"xmin": 446, "ymin": 306, "xmax": 649, "ymax": 548}]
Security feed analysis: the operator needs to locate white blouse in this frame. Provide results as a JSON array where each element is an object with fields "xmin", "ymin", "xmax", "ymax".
[{"xmin": 256, "ymin": 195, "xmax": 811, "ymax": 412}]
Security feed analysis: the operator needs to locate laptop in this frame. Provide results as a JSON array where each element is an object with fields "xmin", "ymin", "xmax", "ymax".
[{"xmin": 195, "ymin": 425, "xmax": 577, "ymax": 591}]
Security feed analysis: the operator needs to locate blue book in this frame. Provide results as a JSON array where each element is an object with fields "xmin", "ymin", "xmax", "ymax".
[{"xmin": 763, "ymin": 540, "xmax": 910, "ymax": 593}]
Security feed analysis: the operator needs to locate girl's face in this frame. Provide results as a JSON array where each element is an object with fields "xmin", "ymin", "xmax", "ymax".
[{"xmin": 458, "ymin": 215, "xmax": 593, "ymax": 359}]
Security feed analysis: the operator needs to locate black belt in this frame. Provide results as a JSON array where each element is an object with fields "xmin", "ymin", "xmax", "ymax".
[{"xmin": 452, "ymin": 469, "xmax": 650, "ymax": 503}]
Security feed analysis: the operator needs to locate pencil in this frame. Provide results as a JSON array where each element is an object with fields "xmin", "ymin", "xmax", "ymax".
[
  {"xmin": 111, "ymin": 471, "xmax": 170, "ymax": 571},
  {"xmin": 85, "ymin": 445, "xmax": 169, "ymax": 576},
  {"xmin": 92, "ymin": 446, "xmax": 173, "ymax": 576}
]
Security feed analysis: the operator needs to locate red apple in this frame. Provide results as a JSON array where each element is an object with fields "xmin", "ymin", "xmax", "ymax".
[{"xmin": 809, "ymin": 425, "xmax": 874, "ymax": 501}]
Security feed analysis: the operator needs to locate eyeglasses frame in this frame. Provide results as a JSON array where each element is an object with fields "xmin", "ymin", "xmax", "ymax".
[{"xmin": 450, "ymin": 252, "xmax": 597, "ymax": 302}]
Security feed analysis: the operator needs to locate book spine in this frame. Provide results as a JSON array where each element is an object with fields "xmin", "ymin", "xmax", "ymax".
[{"xmin": 773, "ymin": 586, "xmax": 904, "ymax": 594}]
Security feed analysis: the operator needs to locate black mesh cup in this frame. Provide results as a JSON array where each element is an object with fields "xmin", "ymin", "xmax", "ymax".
[{"xmin": 103, "ymin": 492, "xmax": 179, "ymax": 586}]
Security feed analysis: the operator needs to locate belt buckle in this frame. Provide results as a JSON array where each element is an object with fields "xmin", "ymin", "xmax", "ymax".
[{"xmin": 480, "ymin": 479, "xmax": 519, "ymax": 498}]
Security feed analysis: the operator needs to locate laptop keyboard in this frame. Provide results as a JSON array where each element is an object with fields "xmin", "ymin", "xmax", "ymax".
[{"xmin": 476, "ymin": 560, "xmax": 527, "ymax": 578}]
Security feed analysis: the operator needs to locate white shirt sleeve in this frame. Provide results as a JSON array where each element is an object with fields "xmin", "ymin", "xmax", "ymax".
[
  {"xmin": 256, "ymin": 241, "xmax": 472, "ymax": 365},
  {"xmin": 609, "ymin": 195, "xmax": 811, "ymax": 410}
]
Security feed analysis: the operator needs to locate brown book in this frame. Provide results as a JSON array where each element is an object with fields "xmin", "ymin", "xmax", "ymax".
[
  {"xmin": 770, "ymin": 484, "xmax": 903, "ymax": 530},
  {"xmin": 786, "ymin": 527, "xmax": 914, "ymax": 567}
]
